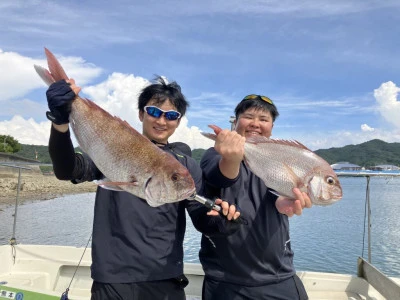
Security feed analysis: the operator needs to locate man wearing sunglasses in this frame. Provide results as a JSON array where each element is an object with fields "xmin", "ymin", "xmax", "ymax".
[
  {"xmin": 45, "ymin": 76, "xmax": 240, "ymax": 300},
  {"xmin": 199, "ymin": 94, "xmax": 311, "ymax": 300}
]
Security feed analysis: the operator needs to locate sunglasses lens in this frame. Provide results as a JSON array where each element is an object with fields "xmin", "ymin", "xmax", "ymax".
[
  {"xmin": 164, "ymin": 111, "xmax": 180, "ymax": 120},
  {"xmin": 243, "ymin": 94, "xmax": 273, "ymax": 104},
  {"xmin": 145, "ymin": 106, "xmax": 163, "ymax": 118},
  {"xmin": 260, "ymin": 96, "xmax": 273, "ymax": 104},
  {"xmin": 243, "ymin": 94, "xmax": 258, "ymax": 101},
  {"xmin": 145, "ymin": 106, "xmax": 181, "ymax": 120}
]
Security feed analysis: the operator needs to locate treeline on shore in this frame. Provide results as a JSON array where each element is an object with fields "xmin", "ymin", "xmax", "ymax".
[{"xmin": 14, "ymin": 139, "xmax": 400, "ymax": 169}]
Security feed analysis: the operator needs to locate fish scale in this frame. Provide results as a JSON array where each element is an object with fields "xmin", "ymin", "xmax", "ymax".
[{"xmin": 245, "ymin": 142, "xmax": 320, "ymax": 198}]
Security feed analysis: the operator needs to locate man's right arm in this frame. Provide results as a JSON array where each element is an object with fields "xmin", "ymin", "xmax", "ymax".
[
  {"xmin": 49, "ymin": 125, "xmax": 102, "ymax": 182},
  {"xmin": 49, "ymin": 125, "xmax": 76, "ymax": 180}
]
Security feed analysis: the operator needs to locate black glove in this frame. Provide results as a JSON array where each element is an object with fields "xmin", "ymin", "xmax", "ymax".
[{"xmin": 46, "ymin": 80, "xmax": 76, "ymax": 125}]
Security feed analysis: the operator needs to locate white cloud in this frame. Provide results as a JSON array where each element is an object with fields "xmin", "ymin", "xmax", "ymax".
[
  {"xmin": 82, "ymin": 72, "xmax": 148, "ymax": 130},
  {"xmin": 300, "ymin": 128, "xmax": 400, "ymax": 150},
  {"xmin": 0, "ymin": 115, "xmax": 50, "ymax": 145},
  {"xmin": 374, "ymin": 81, "xmax": 400, "ymax": 128},
  {"xmin": 0, "ymin": 49, "xmax": 102, "ymax": 102},
  {"xmin": 0, "ymin": 49, "xmax": 45, "ymax": 100},
  {"xmin": 361, "ymin": 124, "xmax": 374, "ymax": 132}
]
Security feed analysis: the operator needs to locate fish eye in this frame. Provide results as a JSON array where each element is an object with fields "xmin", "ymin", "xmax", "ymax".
[
  {"xmin": 171, "ymin": 173, "xmax": 180, "ymax": 182},
  {"xmin": 326, "ymin": 176, "xmax": 335, "ymax": 185}
]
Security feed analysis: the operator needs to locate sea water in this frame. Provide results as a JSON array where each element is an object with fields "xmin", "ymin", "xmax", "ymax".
[{"xmin": 0, "ymin": 176, "xmax": 399, "ymax": 278}]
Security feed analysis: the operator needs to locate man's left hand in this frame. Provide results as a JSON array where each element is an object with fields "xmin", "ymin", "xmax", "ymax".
[
  {"xmin": 275, "ymin": 188, "xmax": 312, "ymax": 217},
  {"xmin": 207, "ymin": 198, "xmax": 241, "ymax": 221}
]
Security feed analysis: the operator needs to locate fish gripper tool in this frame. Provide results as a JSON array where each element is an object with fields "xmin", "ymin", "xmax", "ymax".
[{"xmin": 189, "ymin": 193, "xmax": 247, "ymax": 225}]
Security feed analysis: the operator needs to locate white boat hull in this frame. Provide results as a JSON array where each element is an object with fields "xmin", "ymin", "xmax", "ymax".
[{"xmin": 1, "ymin": 244, "xmax": 399, "ymax": 300}]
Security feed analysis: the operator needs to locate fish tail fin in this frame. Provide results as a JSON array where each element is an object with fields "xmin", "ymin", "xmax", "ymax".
[
  {"xmin": 34, "ymin": 64, "xmax": 55, "ymax": 86},
  {"xmin": 201, "ymin": 132, "xmax": 217, "ymax": 141},
  {"xmin": 208, "ymin": 124, "xmax": 223, "ymax": 134},
  {"xmin": 44, "ymin": 47, "xmax": 69, "ymax": 81},
  {"xmin": 201, "ymin": 124, "xmax": 225, "ymax": 140},
  {"xmin": 34, "ymin": 48, "xmax": 69, "ymax": 86}
]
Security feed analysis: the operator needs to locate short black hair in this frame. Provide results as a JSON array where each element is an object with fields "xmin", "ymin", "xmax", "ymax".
[
  {"xmin": 234, "ymin": 95, "xmax": 279, "ymax": 122},
  {"xmin": 138, "ymin": 76, "xmax": 189, "ymax": 116}
]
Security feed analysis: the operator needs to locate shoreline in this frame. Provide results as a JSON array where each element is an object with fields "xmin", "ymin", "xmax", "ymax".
[{"xmin": 0, "ymin": 174, "xmax": 97, "ymax": 207}]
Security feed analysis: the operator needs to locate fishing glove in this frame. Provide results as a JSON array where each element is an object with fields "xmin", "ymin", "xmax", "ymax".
[{"xmin": 46, "ymin": 80, "xmax": 76, "ymax": 125}]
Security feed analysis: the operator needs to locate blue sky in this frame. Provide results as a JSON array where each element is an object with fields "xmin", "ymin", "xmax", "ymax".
[{"xmin": 1, "ymin": 0, "xmax": 400, "ymax": 151}]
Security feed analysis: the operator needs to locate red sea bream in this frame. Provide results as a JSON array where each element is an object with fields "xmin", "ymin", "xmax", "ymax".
[
  {"xmin": 203, "ymin": 125, "xmax": 342, "ymax": 205},
  {"xmin": 34, "ymin": 48, "xmax": 195, "ymax": 207}
]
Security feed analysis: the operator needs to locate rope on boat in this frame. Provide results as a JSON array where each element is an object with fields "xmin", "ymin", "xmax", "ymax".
[{"xmin": 60, "ymin": 234, "xmax": 92, "ymax": 300}]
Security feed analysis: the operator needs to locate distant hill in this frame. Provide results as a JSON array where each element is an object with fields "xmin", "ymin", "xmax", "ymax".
[
  {"xmin": 192, "ymin": 149, "xmax": 206, "ymax": 163},
  {"xmin": 15, "ymin": 144, "xmax": 80, "ymax": 164},
  {"xmin": 314, "ymin": 139, "xmax": 400, "ymax": 168},
  {"xmin": 14, "ymin": 139, "xmax": 400, "ymax": 168},
  {"xmin": 16, "ymin": 144, "xmax": 52, "ymax": 163}
]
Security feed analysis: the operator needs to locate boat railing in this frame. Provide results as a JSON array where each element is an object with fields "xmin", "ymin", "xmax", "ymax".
[
  {"xmin": 357, "ymin": 257, "xmax": 400, "ymax": 299},
  {"xmin": 0, "ymin": 163, "xmax": 31, "ymax": 246}
]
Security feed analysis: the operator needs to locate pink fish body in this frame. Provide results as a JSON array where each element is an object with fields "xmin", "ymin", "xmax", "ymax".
[
  {"xmin": 35, "ymin": 48, "xmax": 195, "ymax": 207},
  {"xmin": 203, "ymin": 125, "xmax": 342, "ymax": 206}
]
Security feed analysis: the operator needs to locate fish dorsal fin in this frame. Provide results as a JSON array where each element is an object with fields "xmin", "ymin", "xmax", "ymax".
[
  {"xmin": 45, "ymin": 48, "xmax": 69, "ymax": 81},
  {"xmin": 245, "ymin": 136, "xmax": 311, "ymax": 151}
]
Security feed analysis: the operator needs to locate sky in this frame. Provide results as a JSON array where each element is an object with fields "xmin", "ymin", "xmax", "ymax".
[{"xmin": 1, "ymin": 0, "xmax": 400, "ymax": 152}]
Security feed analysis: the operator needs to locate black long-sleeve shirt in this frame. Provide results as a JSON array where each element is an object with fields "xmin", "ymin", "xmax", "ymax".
[{"xmin": 200, "ymin": 147, "xmax": 295, "ymax": 286}]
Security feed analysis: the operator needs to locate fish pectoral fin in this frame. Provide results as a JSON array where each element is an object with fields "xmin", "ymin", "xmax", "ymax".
[
  {"xmin": 268, "ymin": 189, "xmax": 281, "ymax": 197},
  {"xmin": 94, "ymin": 178, "xmax": 139, "ymax": 192},
  {"xmin": 103, "ymin": 181, "xmax": 139, "ymax": 186},
  {"xmin": 98, "ymin": 185, "xmax": 125, "ymax": 192},
  {"xmin": 282, "ymin": 163, "xmax": 302, "ymax": 187}
]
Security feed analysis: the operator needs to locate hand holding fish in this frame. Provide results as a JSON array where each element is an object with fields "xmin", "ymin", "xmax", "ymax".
[
  {"xmin": 47, "ymin": 79, "xmax": 81, "ymax": 133},
  {"xmin": 212, "ymin": 127, "xmax": 246, "ymax": 179},
  {"xmin": 45, "ymin": 79, "xmax": 79, "ymax": 125},
  {"xmin": 207, "ymin": 198, "xmax": 241, "ymax": 221},
  {"xmin": 275, "ymin": 188, "xmax": 313, "ymax": 217},
  {"xmin": 66, "ymin": 78, "xmax": 81, "ymax": 95}
]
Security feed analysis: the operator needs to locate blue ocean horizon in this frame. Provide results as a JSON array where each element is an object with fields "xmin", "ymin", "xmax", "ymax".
[{"xmin": 1, "ymin": 176, "xmax": 399, "ymax": 278}]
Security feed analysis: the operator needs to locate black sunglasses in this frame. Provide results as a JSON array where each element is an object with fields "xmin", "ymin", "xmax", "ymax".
[
  {"xmin": 242, "ymin": 94, "xmax": 274, "ymax": 105},
  {"xmin": 144, "ymin": 106, "xmax": 181, "ymax": 121}
]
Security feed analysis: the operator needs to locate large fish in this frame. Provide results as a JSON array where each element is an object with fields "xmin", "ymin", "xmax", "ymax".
[
  {"xmin": 34, "ymin": 48, "xmax": 195, "ymax": 207},
  {"xmin": 203, "ymin": 125, "xmax": 342, "ymax": 206}
]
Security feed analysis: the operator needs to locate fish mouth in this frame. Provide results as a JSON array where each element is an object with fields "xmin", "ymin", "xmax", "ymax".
[
  {"xmin": 183, "ymin": 187, "xmax": 197, "ymax": 200},
  {"xmin": 314, "ymin": 194, "xmax": 343, "ymax": 206}
]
